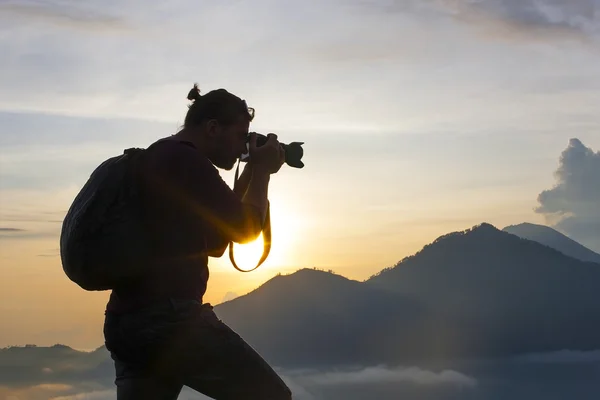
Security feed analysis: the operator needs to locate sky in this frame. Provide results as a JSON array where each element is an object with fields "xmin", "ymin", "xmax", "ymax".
[{"xmin": 0, "ymin": 0, "xmax": 599, "ymax": 350}]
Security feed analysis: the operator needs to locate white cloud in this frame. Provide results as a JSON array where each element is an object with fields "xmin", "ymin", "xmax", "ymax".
[
  {"xmin": 290, "ymin": 365, "xmax": 477, "ymax": 388},
  {"xmin": 535, "ymin": 138, "xmax": 600, "ymax": 252}
]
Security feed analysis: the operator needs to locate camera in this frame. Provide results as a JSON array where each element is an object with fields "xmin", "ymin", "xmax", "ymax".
[{"xmin": 242, "ymin": 132, "xmax": 305, "ymax": 168}]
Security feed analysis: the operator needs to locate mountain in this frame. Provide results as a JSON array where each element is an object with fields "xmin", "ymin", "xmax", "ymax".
[
  {"xmin": 6, "ymin": 222, "xmax": 599, "ymax": 375},
  {"xmin": 367, "ymin": 223, "xmax": 600, "ymax": 358},
  {"xmin": 215, "ymin": 268, "xmax": 432, "ymax": 367},
  {"xmin": 503, "ymin": 222, "xmax": 600, "ymax": 264},
  {"xmin": 0, "ymin": 344, "xmax": 113, "ymax": 386},
  {"xmin": 215, "ymin": 223, "xmax": 600, "ymax": 367}
]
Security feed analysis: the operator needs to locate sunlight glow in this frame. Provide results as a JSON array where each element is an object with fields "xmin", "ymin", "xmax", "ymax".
[
  {"xmin": 228, "ymin": 199, "xmax": 303, "ymax": 272},
  {"xmin": 229, "ymin": 232, "xmax": 267, "ymax": 271}
]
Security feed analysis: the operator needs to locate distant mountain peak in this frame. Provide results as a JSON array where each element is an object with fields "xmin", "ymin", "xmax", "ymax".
[
  {"xmin": 505, "ymin": 222, "xmax": 541, "ymax": 229},
  {"xmin": 472, "ymin": 222, "xmax": 497, "ymax": 230},
  {"xmin": 222, "ymin": 267, "xmax": 354, "ymax": 305},
  {"xmin": 503, "ymin": 222, "xmax": 556, "ymax": 234},
  {"xmin": 367, "ymin": 222, "xmax": 511, "ymax": 281},
  {"xmin": 262, "ymin": 267, "xmax": 351, "ymax": 285},
  {"xmin": 423, "ymin": 222, "xmax": 506, "ymax": 251},
  {"xmin": 372, "ymin": 219, "xmax": 598, "ymax": 282},
  {"xmin": 291, "ymin": 267, "xmax": 346, "ymax": 278},
  {"xmin": 50, "ymin": 344, "xmax": 72, "ymax": 349},
  {"xmin": 503, "ymin": 222, "xmax": 600, "ymax": 264}
]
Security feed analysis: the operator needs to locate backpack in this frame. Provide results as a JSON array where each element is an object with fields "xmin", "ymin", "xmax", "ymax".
[
  {"xmin": 60, "ymin": 145, "xmax": 272, "ymax": 291},
  {"xmin": 59, "ymin": 147, "xmax": 150, "ymax": 291}
]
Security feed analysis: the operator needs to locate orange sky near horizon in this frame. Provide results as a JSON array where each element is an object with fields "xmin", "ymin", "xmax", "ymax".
[{"xmin": 0, "ymin": 187, "xmax": 548, "ymax": 351}]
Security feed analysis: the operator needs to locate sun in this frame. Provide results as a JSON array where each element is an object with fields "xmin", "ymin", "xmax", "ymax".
[
  {"xmin": 229, "ymin": 232, "xmax": 268, "ymax": 271},
  {"xmin": 227, "ymin": 201, "xmax": 301, "ymax": 272}
]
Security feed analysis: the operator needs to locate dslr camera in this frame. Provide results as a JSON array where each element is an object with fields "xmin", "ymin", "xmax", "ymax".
[{"xmin": 242, "ymin": 132, "xmax": 305, "ymax": 169}]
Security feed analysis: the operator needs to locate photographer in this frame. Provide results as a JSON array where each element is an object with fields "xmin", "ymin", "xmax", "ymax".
[{"xmin": 103, "ymin": 85, "xmax": 292, "ymax": 399}]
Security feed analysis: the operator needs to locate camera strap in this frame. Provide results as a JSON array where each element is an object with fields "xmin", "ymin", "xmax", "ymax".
[{"xmin": 228, "ymin": 159, "xmax": 272, "ymax": 272}]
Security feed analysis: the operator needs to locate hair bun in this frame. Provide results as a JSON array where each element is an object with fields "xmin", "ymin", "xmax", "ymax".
[{"xmin": 186, "ymin": 83, "xmax": 201, "ymax": 102}]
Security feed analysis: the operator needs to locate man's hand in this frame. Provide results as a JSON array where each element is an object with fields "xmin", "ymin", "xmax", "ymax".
[{"xmin": 248, "ymin": 133, "xmax": 285, "ymax": 174}]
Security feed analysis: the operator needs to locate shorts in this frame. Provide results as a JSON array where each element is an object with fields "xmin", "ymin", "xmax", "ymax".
[{"xmin": 103, "ymin": 299, "xmax": 292, "ymax": 399}]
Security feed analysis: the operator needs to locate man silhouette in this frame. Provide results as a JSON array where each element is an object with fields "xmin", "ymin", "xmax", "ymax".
[{"xmin": 103, "ymin": 85, "xmax": 292, "ymax": 399}]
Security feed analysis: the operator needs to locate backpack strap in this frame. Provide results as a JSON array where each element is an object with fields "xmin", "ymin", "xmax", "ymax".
[{"xmin": 228, "ymin": 160, "xmax": 271, "ymax": 272}]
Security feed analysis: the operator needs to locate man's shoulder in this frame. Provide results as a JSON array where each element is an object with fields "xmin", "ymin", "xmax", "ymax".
[
  {"xmin": 145, "ymin": 137, "xmax": 210, "ymax": 166},
  {"xmin": 147, "ymin": 136, "xmax": 197, "ymax": 154},
  {"xmin": 138, "ymin": 137, "xmax": 222, "ymax": 188}
]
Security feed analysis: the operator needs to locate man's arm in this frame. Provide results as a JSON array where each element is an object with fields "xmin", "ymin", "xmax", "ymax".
[
  {"xmin": 147, "ymin": 141, "xmax": 267, "ymax": 246},
  {"xmin": 206, "ymin": 163, "xmax": 269, "ymax": 257}
]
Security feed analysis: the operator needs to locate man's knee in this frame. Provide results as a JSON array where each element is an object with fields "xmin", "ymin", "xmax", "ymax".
[
  {"xmin": 266, "ymin": 375, "xmax": 292, "ymax": 400},
  {"xmin": 276, "ymin": 391, "xmax": 293, "ymax": 400},
  {"xmin": 280, "ymin": 387, "xmax": 293, "ymax": 400},
  {"xmin": 265, "ymin": 385, "xmax": 292, "ymax": 400}
]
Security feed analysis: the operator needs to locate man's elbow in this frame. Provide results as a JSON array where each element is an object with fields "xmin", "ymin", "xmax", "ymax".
[
  {"xmin": 229, "ymin": 206, "xmax": 263, "ymax": 244},
  {"xmin": 207, "ymin": 244, "xmax": 227, "ymax": 258},
  {"xmin": 231, "ymin": 224, "xmax": 262, "ymax": 244},
  {"xmin": 206, "ymin": 226, "xmax": 259, "ymax": 256}
]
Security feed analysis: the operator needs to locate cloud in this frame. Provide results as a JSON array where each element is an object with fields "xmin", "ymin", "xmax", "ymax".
[
  {"xmin": 33, "ymin": 384, "xmax": 72, "ymax": 392},
  {"xmin": 0, "ymin": 0, "xmax": 597, "ymax": 134},
  {"xmin": 0, "ymin": 187, "xmax": 76, "ymax": 241},
  {"xmin": 0, "ymin": 228, "xmax": 57, "ymax": 240},
  {"xmin": 0, "ymin": 1, "xmax": 129, "ymax": 34},
  {"xmin": 290, "ymin": 365, "xmax": 477, "ymax": 388},
  {"xmin": 362, "ymin": 0, "xmax": 600, "ymax": 42},
  {"xmin": 512, "ymin": 349, "xmax": 600, "ymax": 363},
  {"xmin": 3, "ymin": 344, "xmax": 600, "ymax": 399},
  {"xmin": 443, "ymin": 0, "xmax": 598, "ymax": 36},
  {"xmin": 37, "ymin": 248, "xmax": 60, "ymax": 258},
  {"xmin": 0, "ymin": 227, "xmax": 54, "ymax": 241},
  {"xmin": 0, "ymin": 209, "xmax": 64, "ymax": 241},
  {"xmin": 0, "ymin": 386, "xmax": 115, "ymax": 400},
  {"xmin": 50, "ymin": 390, "xmax": 115, "ymax": 400},
  {"xmin": 0, "ymin": 384, "xmax": 78, "ymax": 400},
  {"xmin": 535, "ymin": 138, "xmax": 600, "ymax": 252}
]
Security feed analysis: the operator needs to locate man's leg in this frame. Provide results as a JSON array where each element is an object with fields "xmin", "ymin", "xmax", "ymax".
[
  {"xmin": 105, "ymin": 300, "xmax": 291, "ymax": 399},
  {"xmin": 105, "ymin": 310, "xmax": 185, "ymax": 400},
  {"xmin": 162, "ymin": 302, "xmax": 292, "ymax": 399},
  {"xmin": 112, "ymin": 355, "xmax": 184, "ymax": 400}
]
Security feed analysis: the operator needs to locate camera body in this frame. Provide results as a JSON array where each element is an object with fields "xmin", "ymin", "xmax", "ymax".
[{"xmin": 242, "ymin": 132, "xmax": 305, "ymax": 168}]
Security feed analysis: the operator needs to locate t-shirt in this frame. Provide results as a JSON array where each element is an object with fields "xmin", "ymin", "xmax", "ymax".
[{"xmin": 105, "ymin": 137, "xmax": 256, "ymax": 314}]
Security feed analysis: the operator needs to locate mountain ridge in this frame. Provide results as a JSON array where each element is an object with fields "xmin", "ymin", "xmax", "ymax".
[
  {"xmin": 214, "ymin": 222, "xmax": 600, "ymax": 366},
  {"xmin": 4, "ymin": 221, "xmax": 599, "ymax": 369},
  {"xmin": 503, "ymin": 222, "xmax": 600, "ymax": 264}
]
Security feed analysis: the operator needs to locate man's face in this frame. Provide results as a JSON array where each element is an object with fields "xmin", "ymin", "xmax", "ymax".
[{"xmin": 210, "ymin": 116, "xmax": 250, "ymax": 170}]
